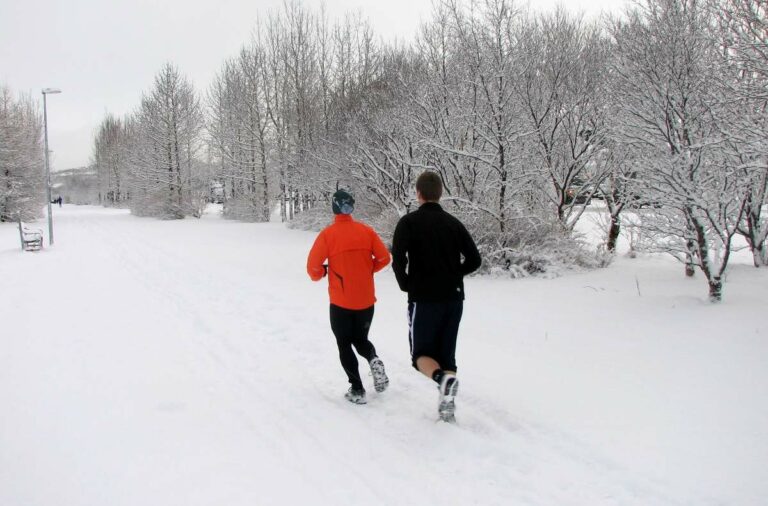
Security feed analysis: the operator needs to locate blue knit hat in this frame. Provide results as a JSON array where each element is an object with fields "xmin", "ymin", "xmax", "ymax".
[{"xmin": 332, "ymin": 190, "xmax": 355, "ymax": 215}]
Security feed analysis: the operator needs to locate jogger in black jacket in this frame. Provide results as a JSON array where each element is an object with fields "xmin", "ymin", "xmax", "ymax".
[{"xmin": 391, "ymin": 171, "xmax": 481, "ymax": 422}]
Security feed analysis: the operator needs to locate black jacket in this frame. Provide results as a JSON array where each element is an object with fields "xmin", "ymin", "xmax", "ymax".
[{"xmin": 391, "ymin": 202, "xmax": 481, "ymax": 302}]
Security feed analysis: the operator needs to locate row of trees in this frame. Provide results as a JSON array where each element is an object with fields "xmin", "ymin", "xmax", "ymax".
[
  {"xmin": 90, "ymin": 0, "xmax": 768, "ymax": 301},
  {"xmin": 92, "ymin": 66, "xmax": 207, "ymax": 218},
  {"xmin": 0, "ymin": 87, "xmax": 44, "ymax": 222}
]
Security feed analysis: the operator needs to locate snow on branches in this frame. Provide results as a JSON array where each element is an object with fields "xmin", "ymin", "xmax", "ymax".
[{"xmin": 86, "ymin": 0, "xmax": 768, "ymax": 300}]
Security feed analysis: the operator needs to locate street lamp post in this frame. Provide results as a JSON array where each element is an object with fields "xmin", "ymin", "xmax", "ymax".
[{"xmin": 42, "ymin": 88, "xmax": 61, "ymax": 246}]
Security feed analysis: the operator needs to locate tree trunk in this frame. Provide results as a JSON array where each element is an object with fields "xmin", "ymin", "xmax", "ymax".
[
  {"xmin": 753, "ymin": 243, "xmax": 768, "ymax": 268},
  {"xmin": 685, "ymin": 238, "xmax": 696, "ymax": 277},
  {"xmin": 260, "ymin": 140, "xmax": 270, "ymax": 222},
  {"xmin": 168, "ymin": 142, "xmax": 175, "ymax": 217},
  {"xmin": 708, "ymin": 276, "xmax": 723, "ymax": 303},
  {"xmin": 607, "ymin": 212, "xmax": 621, "ymax": 253}
]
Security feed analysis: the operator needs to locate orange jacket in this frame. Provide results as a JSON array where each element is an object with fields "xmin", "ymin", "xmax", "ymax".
[{"xmin": 307, "ymin": 214, "xmax": 391, "ymax": 310}]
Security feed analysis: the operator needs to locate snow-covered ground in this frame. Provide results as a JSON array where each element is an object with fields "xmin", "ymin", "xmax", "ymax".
[{"xmin": 1, "ymin": 205, "xmax": 766, "ymax": 506}]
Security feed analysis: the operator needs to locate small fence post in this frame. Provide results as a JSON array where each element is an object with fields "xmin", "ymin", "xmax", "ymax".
[{"xmin": 17, "ymin": 212, "xmax": 24, "ymax": 251}]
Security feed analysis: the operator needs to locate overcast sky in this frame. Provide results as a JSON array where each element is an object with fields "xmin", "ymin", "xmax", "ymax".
[{"xmin": 1, "ymin": 0, "xmax": 623, "ymax": 170}]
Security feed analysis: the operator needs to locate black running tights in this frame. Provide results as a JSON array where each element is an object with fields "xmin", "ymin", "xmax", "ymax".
[{"xmin": 329, "ymin": 304, "xmax": 376, "ymax": 391}]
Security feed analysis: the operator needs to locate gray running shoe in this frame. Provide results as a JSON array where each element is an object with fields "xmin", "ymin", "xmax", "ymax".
[
  {"xmin": 344, "ymin": 387, "xmax": 367, "ymax": 405},
  {"xmin": 369, "ymin": 357, "xmax": 389, "ymax": 393},
  {"xmin": 438, "ymin": 375, "xmax": 459, "ymax": 422},
  {"xmin": 438, "ymin": 399, "xmax": 456, "ymax": 423}
]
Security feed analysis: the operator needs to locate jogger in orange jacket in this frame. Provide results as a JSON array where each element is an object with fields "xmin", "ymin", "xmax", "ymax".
[{"xmin": 307, "ymin": 189, "xmax": 391, "ymax": 404}]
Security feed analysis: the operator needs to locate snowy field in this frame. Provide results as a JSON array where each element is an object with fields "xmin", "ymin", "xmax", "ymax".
[{"xmin": 1, "ymin": 205, "xmax": 766, "ymax": 506}]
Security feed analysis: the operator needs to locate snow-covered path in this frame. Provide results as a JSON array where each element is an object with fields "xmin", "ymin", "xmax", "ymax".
[{"xmin": 1, "ymin": 206, "xmax": 766, "ymax": 506}]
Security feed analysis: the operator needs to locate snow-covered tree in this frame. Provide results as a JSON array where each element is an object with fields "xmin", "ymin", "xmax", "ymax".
[
  {"xmin": 92, "ymin": 114, "xmax": 129, "ymax": 206},
  {"xmin": 516, "ymin": 7, "xmax": 612, "ymax": 230},
  {"xmin": 324, "ymin": 44, "xmax": 424, "ymax": 218},
  {"xmin": 0, "ymin": 86, "xmax": 44, "ymax": 222},
  {"xmin": 610, "ymin": 0, "xmax": 749, "ymax": 301},
  {"xmin": 128, "ymin": 64, "xmax": 205, "ymax": 219},
  {"xmin": 715, "ymin": 0, "xmax": 768, "ymax": 266},
  {"xmin": 208, "ymin": 48, "xmax": 272, "ymax": 222}
]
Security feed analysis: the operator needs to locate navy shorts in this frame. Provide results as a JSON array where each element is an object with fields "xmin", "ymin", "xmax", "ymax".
[{"xmin": 407, "ymin": 300, "xmax": 463, "ymax": 372}]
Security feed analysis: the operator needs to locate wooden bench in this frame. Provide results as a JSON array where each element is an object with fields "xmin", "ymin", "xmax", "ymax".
[{"xmin": 18, "ymin": 219, "xmax": 43, "ymax": 251}]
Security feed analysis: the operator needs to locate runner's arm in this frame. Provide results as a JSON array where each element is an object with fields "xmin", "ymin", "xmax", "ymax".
[{"xmin": 307, "ymin": 232, "xmax": 329, "ymax": 281}]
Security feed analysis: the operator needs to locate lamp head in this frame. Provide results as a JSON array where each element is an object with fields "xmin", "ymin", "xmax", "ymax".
[{"xmin": 42, "ymin": 88, "xmax": 61, "ymax": 94}]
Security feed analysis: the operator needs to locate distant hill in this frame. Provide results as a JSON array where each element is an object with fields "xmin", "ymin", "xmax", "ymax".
[
  {"xmin": 54, "ymin": 166, "xmax": 97, "ymax": 177},
  {"xmin": 52, "ymin": 166, "xmax": 99, "ymax": 205}
]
